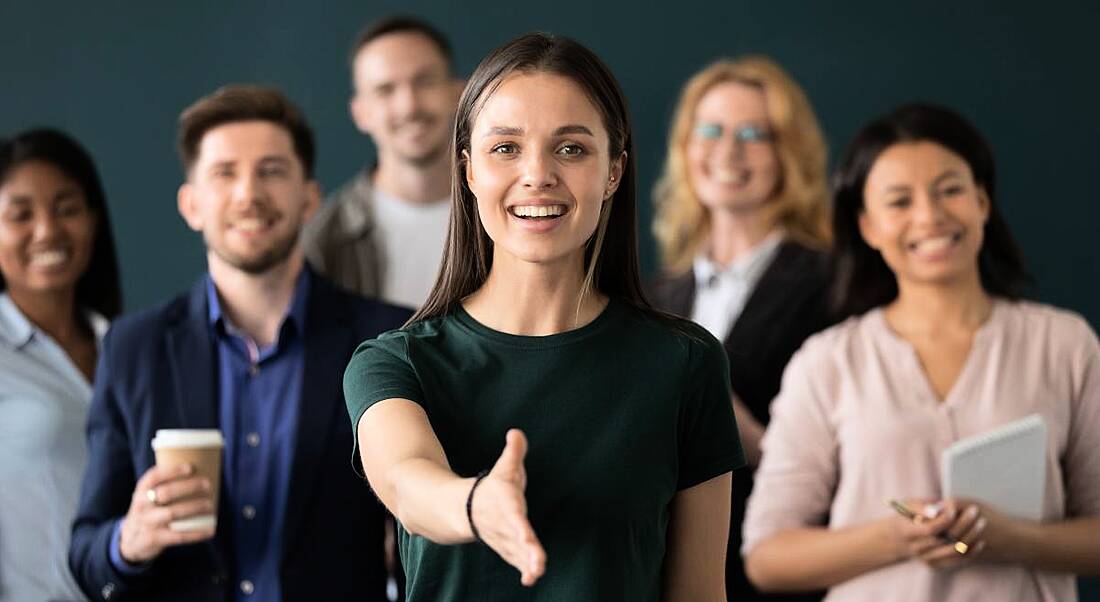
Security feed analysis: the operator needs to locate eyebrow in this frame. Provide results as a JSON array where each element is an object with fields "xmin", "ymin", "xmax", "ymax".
[
  {"xmin": 554, "ymin": 125, "xmax": 594, "ymax": 137},
  {"xmin": 53, "ymin": 188, "xmax": 81, "ymax": 201},
  {"xmin": 367, "ymin": 66, "xmax": 442, "ymax": 90},
  {"xmin": 483, "ymin": 124, "xmax": 596, "ymax": 138},
  {"xmin": 879, "ymin": 169, "xmax": 965, "ymax": 194},
  {"xmin": 207, "ymin": 156, "xmax": 291, "ymax": 169},
  {"xmin": 932, "ymin": 169, "xmax": 964, "ymax": 185},
  {"xmin": 881, "ymin": 184, "xmax": 911, "ymax": 195},
  {"xmin": 0, "ymin": 195, "xmax": 29, "ymax": 207},
  {"xmin": 258, "ymin": 156, "xmax": 292, "ymax": 166},
  {"xmin": 2, "ymin": 188, "xmax": 80, "ymax": 204}
]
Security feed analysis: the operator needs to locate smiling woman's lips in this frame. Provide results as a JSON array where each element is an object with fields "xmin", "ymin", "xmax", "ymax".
[
  {"xmin": 509, "ymin": 204, "xmax": 567, "ymax": 218},
  {"xmin": 908, "ymin": 232, "xmax": 962, "ymax": 259},
  {"xmin": 708, "ymin": 168, "xmax": 751, "ymax": 186},
  {"xmin": 507, "ymin": 209, "xmax": 567, "ymax": 233},
  {"xmin": 27, "ymin": 249, "xmax": 71, "ymax": 268}
]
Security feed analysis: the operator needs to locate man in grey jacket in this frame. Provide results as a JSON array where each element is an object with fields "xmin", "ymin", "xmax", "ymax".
[{"xmin": 302, "ymin": 16, "xmax": 462, "ymax": 309}]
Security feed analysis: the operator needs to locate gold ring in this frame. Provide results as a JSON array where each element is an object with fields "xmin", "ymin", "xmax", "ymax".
[
  {"xmin": 146, "ymin": 488, "xmax": 159, "ymax": 505},
  {"xmin": 954, "ymin": 541, "xmax": 969, "ymax": 555}
]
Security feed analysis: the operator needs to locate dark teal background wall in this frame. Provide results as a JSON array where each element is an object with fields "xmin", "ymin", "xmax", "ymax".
[
  {"xmin": 2, "ymin": 1, "xmax": 1096, "ymax": 325},
  {"xmin": 2, "ymin": 0, "xmax": 1099, "ymax": 596}
]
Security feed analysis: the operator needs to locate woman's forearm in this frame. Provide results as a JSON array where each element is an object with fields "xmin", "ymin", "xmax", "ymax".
[
  {"xmin": 745, "ymin": 521, "xmax": 898, "ymax": 592},
  {"xmin": 355, "ymin": 401, "xmax": 478, "ymax": 546},
  {"xmin": 387, "ymin": 457, "xmax": 476, "ymax": 545},
  {"xmin": 996, "ymin": 516, "xmax": 1100, "ymax": 574}
]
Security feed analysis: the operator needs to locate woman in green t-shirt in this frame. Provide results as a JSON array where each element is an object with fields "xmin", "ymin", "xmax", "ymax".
[{"xmin": 345, "ymin": 32, "xmax": 743, "ymax": 601}]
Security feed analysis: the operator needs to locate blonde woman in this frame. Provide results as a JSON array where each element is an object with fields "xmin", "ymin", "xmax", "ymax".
[{"xmin": 649, "ymin": 57, "xmax": 832, "ymax": 601}]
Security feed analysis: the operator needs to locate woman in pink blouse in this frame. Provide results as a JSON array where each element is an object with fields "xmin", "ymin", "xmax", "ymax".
[{"xmin": 742, "ymin": 104, "xmax": 1100, "ymax": 601}]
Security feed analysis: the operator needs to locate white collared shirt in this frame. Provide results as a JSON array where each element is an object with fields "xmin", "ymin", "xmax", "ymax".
[
  {"xmin": 690, "ymin": 232, "xmax": 784, "ymax": 341},
  {"xmin": 0, "ymin": 293, "xmax": 108, "ymax": 602}
]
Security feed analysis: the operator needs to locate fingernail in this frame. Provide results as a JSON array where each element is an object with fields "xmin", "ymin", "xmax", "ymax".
[
  {"xmin": 967, "ymin": 506, "xmax": 979, "ymax": 518},
  {"xmin": 923, "ymin": 503, "xmax": 942, "ymax": 519},
  {"xmin": 976, "ymin": 517, "xmax": 987, "ymax": 530}
]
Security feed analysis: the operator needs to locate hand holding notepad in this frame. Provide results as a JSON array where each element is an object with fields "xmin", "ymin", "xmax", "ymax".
[{"xmin": 941, "ymin": 414, "xmax": 1047, "ymax": 520}]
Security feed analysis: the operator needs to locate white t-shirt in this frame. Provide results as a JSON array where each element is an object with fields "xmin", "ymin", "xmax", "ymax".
[
  {"xmin": 690, "ymin": 231, "xmax": 783, "ymax": 341},
  {"xmin": 372, "ymin": 187, "xmax": 451, "ymax": 310}
]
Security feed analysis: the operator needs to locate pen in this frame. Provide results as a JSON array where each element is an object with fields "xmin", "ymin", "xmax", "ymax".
[{"xmin": 885, "ymin": 499, "xmax": 969, "ymax": 554}]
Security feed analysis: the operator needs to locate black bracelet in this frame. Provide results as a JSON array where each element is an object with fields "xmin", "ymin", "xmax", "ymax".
[{"xmin": 466, "ymin": 469, "xmax": 491, "ymax": 544}]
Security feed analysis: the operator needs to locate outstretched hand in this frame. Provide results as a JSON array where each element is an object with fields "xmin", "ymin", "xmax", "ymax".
[{"xmin": 468, "ymin": 429, "xmax": 547, "ymax": 587}]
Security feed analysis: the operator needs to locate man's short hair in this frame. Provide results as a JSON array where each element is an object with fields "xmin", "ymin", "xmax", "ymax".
[
  {"xmin": 349, "ymin": 15, "xmax": 454, "ymax": 72},
  {"xmin": 177, "ymin": 84, "xmax": 316, "ymax": 178}
]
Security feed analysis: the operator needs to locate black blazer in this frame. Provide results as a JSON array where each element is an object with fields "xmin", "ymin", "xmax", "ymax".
[
  {"xmin": 69, "ymin": 270, "xmax": 411, "ymax": 601},
  {"xmin": 648, "ymin": 241, "xmax": 833, "ymax": 602}
]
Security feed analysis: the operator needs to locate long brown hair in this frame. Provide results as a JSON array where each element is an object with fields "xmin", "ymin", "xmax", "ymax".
[{"xmin": 411, "ymin": 32, "xmax": 655, "ymax": 324}]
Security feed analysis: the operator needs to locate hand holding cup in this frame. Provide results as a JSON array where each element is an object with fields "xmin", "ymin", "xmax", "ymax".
[
  {"xmin": 118, "ymin": 429, "xmax": 224, "ymax": 564},
  {"xmin": 118, "ymin": 463, "xmax": 216, "ymax": 564}
]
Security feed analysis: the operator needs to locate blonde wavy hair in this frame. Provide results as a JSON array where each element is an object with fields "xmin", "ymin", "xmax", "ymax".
[{"xmin": 653, "ymin": 56, "xmax": 830, "ymax": 273}]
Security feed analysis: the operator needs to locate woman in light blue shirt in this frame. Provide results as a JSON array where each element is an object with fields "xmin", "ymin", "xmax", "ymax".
[{"xmin": 0, "ymin": 129, "xmax": 122, "ymax": 601}]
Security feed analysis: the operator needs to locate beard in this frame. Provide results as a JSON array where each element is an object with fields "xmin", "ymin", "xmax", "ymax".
[
  {"xmin": 388, "ymin": 113, "xmax": 451, "ymax": 168},
  {"xmin": 401, "ymin": 140, "xmax": 449, "ymax": 168},
  {"xmin": 204, "ymin": 219, "xmax": 301, "ymax": 275}
]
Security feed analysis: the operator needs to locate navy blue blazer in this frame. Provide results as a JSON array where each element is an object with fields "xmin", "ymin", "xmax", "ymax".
[{"xmin": 70, "ymin": 270, "xmax": 411, "ymax": 601}]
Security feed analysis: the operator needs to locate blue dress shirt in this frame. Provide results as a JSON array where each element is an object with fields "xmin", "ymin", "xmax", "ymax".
[{"xmin": 109, "ymin": 271, "xmax": 309, "ymax": 601}]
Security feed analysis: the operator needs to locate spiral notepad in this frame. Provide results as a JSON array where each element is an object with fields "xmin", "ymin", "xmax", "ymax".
[{"xmin": 941, "ymin": 413, "xmax": 1047, "ymax": 520}]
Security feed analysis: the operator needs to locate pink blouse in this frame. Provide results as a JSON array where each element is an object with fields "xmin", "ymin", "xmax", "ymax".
[{"xmin": 743, "ymin": 300, "xmax": 1100, "ymax": 601}]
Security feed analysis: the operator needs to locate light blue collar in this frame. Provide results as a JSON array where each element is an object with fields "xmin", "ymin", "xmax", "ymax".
[{"xmin": 0, "ymin": 292, "xmax": 108, "ymax": 349}]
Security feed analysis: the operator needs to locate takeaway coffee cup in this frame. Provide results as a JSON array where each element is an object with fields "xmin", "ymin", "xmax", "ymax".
[{"xmin": 151, "ymin": 429, "xmax": 224, "ymax": 532}]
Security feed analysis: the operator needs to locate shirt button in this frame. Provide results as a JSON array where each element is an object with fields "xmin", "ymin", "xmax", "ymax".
[
  {"xmin": 240, "ymin": 580, "xmax": 254, "ymax": 595},
  {"xmin": 249, "ymin": 364, "xmax": 260, "ymax": 377},
  {"xmin": 242, "ymin": 505, "xmax": 256, "ymax": 519},
  {"xmin": 246, "ymin": 432, "xmax": 260, "ymax": 447}
]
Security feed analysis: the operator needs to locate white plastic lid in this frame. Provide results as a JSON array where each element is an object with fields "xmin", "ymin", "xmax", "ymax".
[{"xmin": 152, "ymin": 429, "xmax": 224, "ymax": 449}]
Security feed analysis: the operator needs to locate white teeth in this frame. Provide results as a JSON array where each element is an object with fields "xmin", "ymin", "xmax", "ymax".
[
  {"xmin": 912, "ymin": 235, "xmax": 955, "ymax": 254},
  {"xmin": 511, "ymin": 205, "xmax": 565, "ymax": 218},
  {"xmin": 235, "ymin": 218, "xmax": 268, "ymax": 232},
  {"xmin": 713, "ymin": 170, "xmax": 749, "ymax": 185},
  {"xmin": 29, "ymin": 250, "xmax": 69, "ymax": 267}
]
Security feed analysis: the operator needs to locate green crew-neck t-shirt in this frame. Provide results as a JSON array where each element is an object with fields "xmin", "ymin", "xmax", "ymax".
[{"xmin": 344, "ymin": 298, "xmax": 743, "ymax": 601}]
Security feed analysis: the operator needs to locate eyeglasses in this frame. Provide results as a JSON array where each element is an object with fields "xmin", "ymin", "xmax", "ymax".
[{"xmin": 693, "ymin": 123, "xmax": 774, "ymax": 144}]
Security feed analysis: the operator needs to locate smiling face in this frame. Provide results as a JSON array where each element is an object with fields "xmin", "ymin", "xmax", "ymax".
[
  {"xmin": 859, "ymin": 141, "xmax": 990, "ymax": 288},
  {"xmin": 686, "ymin": 81, "xmax": 780, "ymax": 213},
  {"xmin": 0, "ymin": 160, "xmax": 97, "ymax": 298},
  {"xmin": 177, "ymin": 120, "xmax": 320, "ymax": 275},
  {"xmin": 464, "ymin": 71, "xmax": 623, "ymax": 268},
  {"xmin": 351, "ymin": 31, "xmax": 461, "ymax": 167}
]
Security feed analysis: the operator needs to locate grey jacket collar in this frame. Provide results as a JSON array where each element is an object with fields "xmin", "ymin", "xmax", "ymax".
[{"xmin": 328, "ymin": 168, "xmax": 376, "ymax": 242}]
